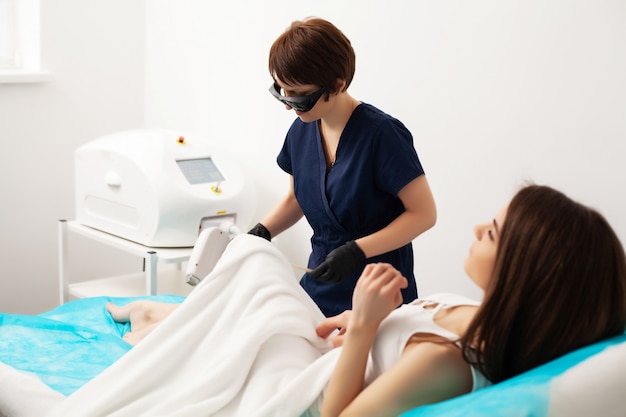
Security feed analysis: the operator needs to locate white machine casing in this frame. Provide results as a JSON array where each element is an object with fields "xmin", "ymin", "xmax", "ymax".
[{"xmin": 75, "ymin": 129, "xmax": 255, "ymax": 247}]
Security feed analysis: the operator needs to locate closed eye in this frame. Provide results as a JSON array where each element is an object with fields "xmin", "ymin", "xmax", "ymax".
[{"xmin": 489, "ymin": 218, "xmax": 500, "ymax": 241}]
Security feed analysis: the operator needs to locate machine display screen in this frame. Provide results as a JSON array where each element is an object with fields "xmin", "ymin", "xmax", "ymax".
[{"xmin": 177, "ymin": 157, "xmax": 225, "ymax": 184}]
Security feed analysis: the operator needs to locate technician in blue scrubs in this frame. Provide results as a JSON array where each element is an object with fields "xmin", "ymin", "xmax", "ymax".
[{"xmin": 248, "ymin": 17, "xmax": 437, "ymax": 317}]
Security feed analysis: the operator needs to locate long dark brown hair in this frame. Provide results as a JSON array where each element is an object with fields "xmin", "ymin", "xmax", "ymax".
[
  {"xmin": 268, "ymin": 17, "xmax": 356, "ymax": 97},
  {"xmin": 462, "ymin": 184, "xmax": 626, "ymax": 383}
]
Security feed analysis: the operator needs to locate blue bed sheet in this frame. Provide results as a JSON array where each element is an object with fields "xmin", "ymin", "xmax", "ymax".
[{"xmin": 0, "ymin": 295, "xmax": 184, "ymax": 396}]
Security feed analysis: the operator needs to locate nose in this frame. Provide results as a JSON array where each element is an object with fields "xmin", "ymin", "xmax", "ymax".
[{"xmin": 474, "ymin": 223, "xmax": 487, "ymax": 240}]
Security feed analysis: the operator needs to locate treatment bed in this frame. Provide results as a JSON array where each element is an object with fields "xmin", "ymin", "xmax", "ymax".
[{"xmin": 1, "ymin": 235, "xmax": 625, "ymax": 417}]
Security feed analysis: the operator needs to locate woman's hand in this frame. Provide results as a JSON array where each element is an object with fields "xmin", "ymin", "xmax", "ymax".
[
  {"xmin": 316, "ymin": 263, "xmax": 407, "ymax": 347},
  {"xmin": 350, "ymin": 263, "xmax": 408, "ymax": 330},
  {"xmin": 316, "ymin": 311, "xmax": 352, "ymax": 347}
]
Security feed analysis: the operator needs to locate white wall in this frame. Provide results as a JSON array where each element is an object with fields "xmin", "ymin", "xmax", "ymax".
[
  {"xmin": 145, "ymin": 0, "xmax": 626, "ymax": 300},
  {"xmin": 0, "ymin": 0, "xmax": 145, "ymax": 314}
]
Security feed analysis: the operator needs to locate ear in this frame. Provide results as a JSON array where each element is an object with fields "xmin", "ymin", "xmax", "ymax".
[{"xmin": 334, "ymin": 78, "xmax": 347, "ymax": 93}]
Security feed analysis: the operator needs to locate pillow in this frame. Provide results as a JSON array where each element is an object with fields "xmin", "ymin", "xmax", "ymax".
[
  {"xmin": 546, "ymin": 340, "xmax": 626, "ymax": 417},
  {"xmin": 400, "ymin": 332, "xmax": 626, "ymax": 417}
]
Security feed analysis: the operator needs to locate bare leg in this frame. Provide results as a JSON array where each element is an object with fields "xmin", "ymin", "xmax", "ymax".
[{"xmin": 107, "ymin": 301, "xmax": 180, "ymax": 346}]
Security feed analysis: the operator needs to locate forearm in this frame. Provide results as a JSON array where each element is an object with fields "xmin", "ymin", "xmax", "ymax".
[
  {"xmin": 321, "ymin": 324, "xmax": 378, "ymax": 417},
  {"xmin": 320, "ymin": 263, "xmax": 408, "ymax": 416},
  {"xmin": 259, "ymin": 177, "xmax": 304, "ymax": 238},
  {"xmin": 357, "ymin": 175, "xmax": 436, "ymax": 258},
  {"xmin": 260, "ymin": 196, "xmax": 303, "ymax": 237},
  {"xmin": 357, "ymin": 208, "xmax": 435, "ymax": 258}
]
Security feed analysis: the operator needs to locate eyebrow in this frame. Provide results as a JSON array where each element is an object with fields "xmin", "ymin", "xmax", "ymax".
[{"xmin": 493, "ymin": 219, "xmax": 500, "ymax": 235}]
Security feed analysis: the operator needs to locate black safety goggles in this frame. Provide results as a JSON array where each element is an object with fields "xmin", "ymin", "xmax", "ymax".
[{"xmin": 268, "ymin": 83, "xmax": 326, "ymax": 112}]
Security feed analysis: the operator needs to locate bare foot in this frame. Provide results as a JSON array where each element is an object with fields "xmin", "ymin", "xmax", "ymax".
[{"xmin": 107, "ymin": 301, "xmax": 179, "ymax": 346}]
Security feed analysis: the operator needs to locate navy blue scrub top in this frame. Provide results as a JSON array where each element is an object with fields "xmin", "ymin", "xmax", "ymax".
[{"xmin": 277, "ymin": 103, "xmax": 425, "ymax": 317}]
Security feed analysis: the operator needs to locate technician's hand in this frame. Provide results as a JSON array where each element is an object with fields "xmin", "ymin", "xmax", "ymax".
[
  {"xmin": 309, "ymin": 241, "xmax": 366, "ymax": 283},
  {"xmin": 247, "ymin": 222, "xmax": 271, "ymax": 241},
  {"xmin": 351, "ymin": 263, "xmax": 407, "ymax": 328}
]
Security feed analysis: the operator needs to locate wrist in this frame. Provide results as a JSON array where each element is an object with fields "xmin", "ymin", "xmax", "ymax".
[
  {"xmin": 344, "ymin": 324, "xmax": 378, "ymax": 350},
  {"xmin": 351, "ymin": 239, "xmax": 367, "ymax": 259},
  {"xmin": 346, "ymin": 240, "xmax": 366, "ymax": 265},
  {"xmin": 247, "ymin": 222, "xmax": 271, "ymax": 241},
  {"xmin": 347, "ymin": 316, "xmax": 380, "ymax": 339}
]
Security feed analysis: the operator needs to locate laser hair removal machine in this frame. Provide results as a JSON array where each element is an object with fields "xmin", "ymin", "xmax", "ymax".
[{"xmin": 75, "ymin": 129, "xmax": 255, "ymax": 250}]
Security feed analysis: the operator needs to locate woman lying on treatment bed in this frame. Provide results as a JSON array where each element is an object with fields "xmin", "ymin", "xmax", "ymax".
[
  {"xmin": 94, "ymin": 184, "xmax": 626, "ymax": 417},
  {"xmin": 44, "ymin": 184, "xmax": 625, "ymax": 417}
]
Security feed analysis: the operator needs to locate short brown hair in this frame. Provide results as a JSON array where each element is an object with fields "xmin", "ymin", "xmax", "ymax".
[{"xmin": 268, "ymin": 17, "xmax": 356, "ymax": 97}]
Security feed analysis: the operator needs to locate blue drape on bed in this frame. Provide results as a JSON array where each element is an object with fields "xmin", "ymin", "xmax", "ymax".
[{"xmin": 0, "ymin": 295, "xmax": 185, "ymax": 396}]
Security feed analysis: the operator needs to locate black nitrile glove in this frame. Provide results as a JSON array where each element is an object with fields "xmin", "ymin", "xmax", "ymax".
[
  {"xmin": 247, "ymin": 223, "xmax": 271, "ymax": 241},
  {"xmin": 309, "ymin": 241, "xmax": 366, "ymax": 283}
]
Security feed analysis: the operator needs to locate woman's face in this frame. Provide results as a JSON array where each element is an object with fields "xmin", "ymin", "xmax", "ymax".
[{"xmin": 464, "ymin": 204, "xmax": 508, "ymax": 291}]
